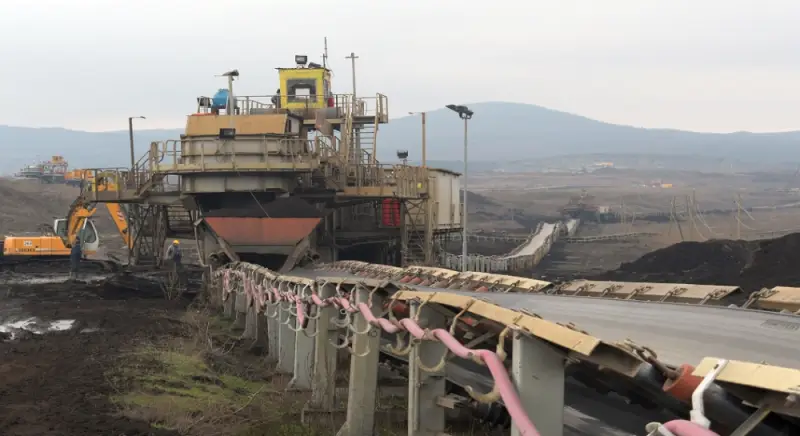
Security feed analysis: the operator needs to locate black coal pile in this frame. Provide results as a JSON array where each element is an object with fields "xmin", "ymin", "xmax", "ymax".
[{"xmin": 596, "ymin": 233, "xmax": 800, "ymax": 293}]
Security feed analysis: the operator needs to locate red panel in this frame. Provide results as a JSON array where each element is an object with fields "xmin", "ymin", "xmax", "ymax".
[
  {"xmin": 205, "ymin": 217, "xmax": 321, "ymax": 246},
  {"xmin": 381, "ymin": 199, "xmax": 401, "ymax": 227}
]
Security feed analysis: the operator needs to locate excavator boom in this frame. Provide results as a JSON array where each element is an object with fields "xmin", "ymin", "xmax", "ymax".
[
  {"xmin": 1, "ymin": 172, "xmax": 126, "ymax": 271},
  {"xmin": 105, "ymin": 203, "xmax": 132, "ymax": 249}
]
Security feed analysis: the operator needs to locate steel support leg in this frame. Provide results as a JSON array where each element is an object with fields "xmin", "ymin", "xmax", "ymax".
[
  {"xmin": 290, "ymin": 306, "xmax": 316, "ymax": 390},
  {"xmin": 277, "ymin": 300, "xmax": 297, "ymax": 373},
  {"xmin": 730, "ymin": 405, "xmax": 772, "ymax": 436},
  {"xmin": 302, "ymin": 282, "xmax": 340, "ymax": 422},
  {"xmin": 337, "ymin": 286, "xmax": 384, "ymax": 436},
  {"xmin": 408, "ymin": 301, "xmax": 448, "ymax": 436},
  {"xmin": 511, "ymin": 333, "xmax": 566, "ymax": 436}
]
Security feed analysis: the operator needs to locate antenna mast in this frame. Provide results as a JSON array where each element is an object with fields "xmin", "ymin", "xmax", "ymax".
[
  {"xmin": 323, "ymin": 37, "xmax": 329, "ymax": 69},
  {"xmin": 345, "ymin": 52, "xmax": 358, "ymax": 99}
]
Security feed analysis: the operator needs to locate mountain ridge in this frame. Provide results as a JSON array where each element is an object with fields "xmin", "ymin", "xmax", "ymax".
[{"xmin": 2, "ymin": 102, "xmax": 799, "ymax": 174}]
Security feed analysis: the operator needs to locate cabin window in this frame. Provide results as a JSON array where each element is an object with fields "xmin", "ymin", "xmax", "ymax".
[
  {"xmin": 286, "ymin": 78, "xmax": 318, "ymax": 103},
  {"xmin": 82, "ymin": 223, "xmax": 98, "ymax": 244},
  {"xmin": 55, "ymin": 220, "xmax": 67, "ymax": 237}
]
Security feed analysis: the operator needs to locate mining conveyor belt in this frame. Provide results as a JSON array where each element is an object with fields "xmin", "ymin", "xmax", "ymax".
[
  {"xmin": 402, "ymin": 289, "xmax": 799, "ymax": 368},
  {"xmin": 217, "ymin": 260, "xmax": 800, "ymax": 435}
]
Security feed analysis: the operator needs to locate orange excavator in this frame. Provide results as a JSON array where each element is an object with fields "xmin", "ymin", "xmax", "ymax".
[{"xmin": 0, "ymin": 173, "xmax": 131, "ymax": 272}]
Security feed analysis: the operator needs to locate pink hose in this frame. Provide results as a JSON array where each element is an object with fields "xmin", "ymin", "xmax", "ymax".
[
  {"xmin": 664, "ymin": 420, "xmax": 720, "ymax": 436},
  {"xmin": 234, "ymin": 273, "xmax": 540, "ymax": 436}
]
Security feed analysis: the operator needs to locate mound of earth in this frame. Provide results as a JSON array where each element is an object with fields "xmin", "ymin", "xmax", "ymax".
[
  {"xmin": 0, "ymin": 179, "xmax": 79, "ymax": 234},
  {"xmin": 462, "ymin": 190, "xmax": 498, "ymax": 207},
  {"xmin": 597, "ymin": 233, "xmax": 800, "ymax": 293},
  {"xmin": 0, "ymin": 178, "xmax": 123, "ymax": 252}
]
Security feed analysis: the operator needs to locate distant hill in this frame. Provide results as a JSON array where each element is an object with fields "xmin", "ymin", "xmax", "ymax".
[
  {"xmin": 376, "ymin": 102, "xmax": 800, "ymax": 164},
  {"xmin": 0, "ymin": 126, "xmax": 182, "ymax": 175},
  {"xmin": 3, "ymin": 101, "xmax": 800, "ymax": 174}
]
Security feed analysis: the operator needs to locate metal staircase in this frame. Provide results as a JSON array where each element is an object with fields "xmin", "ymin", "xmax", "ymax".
[
  {"xmin": 358, "ymin": 124, "xmax": 377, "ymax": 164},
  {"xmin": 314, "ymin": 135, "xmax": 346, "ymax": 191},
  {"xmin": 165, "ymin": 204, "xmax": 194, "ymax": 238},
  {"xmin": 338, "ymin": 95, "xmax": 389, "ymax": 190},
  {"xmin": 402, "ymin": 198, "xmax": 433, "ymax": 267}
]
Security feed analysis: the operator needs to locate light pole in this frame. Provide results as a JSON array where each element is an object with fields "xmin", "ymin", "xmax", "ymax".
[
  {"xmin": 128, "ymin": 116, "xmax": 146, "ymax": 169},
  {"xmin": 445, "ymin": 104, "xmax": 474, "ymax": 272},
  {"xmin": 408, "ymin": 112, "xmax": 427, "ymax": 167}
]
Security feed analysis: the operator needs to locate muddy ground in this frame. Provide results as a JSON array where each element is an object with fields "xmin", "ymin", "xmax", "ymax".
[
  {"xmin": 0, "ymin": 276, "xmax": 185, "ymax": 436},
  {"xmin": 0, "ymin": 273, "xmax": 411, "ymax": 436}
]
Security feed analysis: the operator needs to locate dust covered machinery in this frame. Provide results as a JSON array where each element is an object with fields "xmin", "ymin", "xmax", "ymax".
[
  {"xmin": 80, "ymin": 52, "xmax": 462, "ymax": 272},
  {"xmin": 1, "ymin": 173, "xmax": 134, "ymax": 272}
]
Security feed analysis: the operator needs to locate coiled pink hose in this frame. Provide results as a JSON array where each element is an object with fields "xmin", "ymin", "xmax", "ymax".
[
  {"xmin": 664, "ymin": 420, "xmax": 720, "ymax": 436},
  {"xmin": 222, "ymin": 271, "xmax": 541, "ymax": 436}
]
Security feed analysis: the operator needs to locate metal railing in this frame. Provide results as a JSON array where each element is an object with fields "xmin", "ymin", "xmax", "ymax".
[
  {"xmin": 194, "ymin": 93, "xmax": 389, "ymax": 122},
  {"xmin": 82, "ymin": 127, "xmax": 422, "ymax": 200},
  {"xmin": 343, "ymin": 163, "xmax": 428, "ymax": 197},
  {"xmin": 77, "ymin": 166, "xmax": 153, "ymax": 201},
  {"xmin": 311, "ymin": 134, "xmax": 426, "ymax": 196}
]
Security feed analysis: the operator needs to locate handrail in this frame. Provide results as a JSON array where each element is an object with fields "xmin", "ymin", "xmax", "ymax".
[
  {"xmin": 440, "ymin": 221, "xmax": 565, "ymax": 273},
  {"xmin": 193, "ymin": 93, "xmax": 389, "ymax": 121}
]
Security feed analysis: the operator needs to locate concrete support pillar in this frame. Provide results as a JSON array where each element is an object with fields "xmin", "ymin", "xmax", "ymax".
[
  {"xmin": 511, "ymin": 334, "xmax": 566, "ymax": 436},
  {"xmin": 200, "ymin": 228, "xmax": 222, "ymax": 310},
  {"xmin": 337, "ymin": 285, "xmax": 384, "ymax": 436},
  {"xmin": 250, "ymin": 308, "xmax": 268, "ymax": 351},
  {"xmin": 290, "ymin": 294, "xmax": 316, "ymax": 390},
  {"xmin": 302, "ymin": 282, "xmax": 339, "ymax": 422},
  {"xmin": 267, "ymin": 316, "xmax": 280, "ymax": 362},
  {"xmin": 408, "ymin": 301, "xmax": 447, "ymax": 436},
  {"xmin": 222, "ymin": 291, "xmax": 235, "ymax": 318},
  {"xmin": 232, "ymin": 291, "xmax": 247, "ymax": 330},
  {"xmin": 277, "ymin": 284, "xmax": 298, "ymax": 373},
  {"xmin": 242, "ymin": 304, "xmax": 257, "ymax": 339},
  {"xmin": 267, "ymin": 307, "xmax": 280, "ymax": 359}
]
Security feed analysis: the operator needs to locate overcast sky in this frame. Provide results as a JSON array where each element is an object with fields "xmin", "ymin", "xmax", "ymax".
[{"xmin": 2, "ymin": 0, "xmax": 799, "ymax": 133}]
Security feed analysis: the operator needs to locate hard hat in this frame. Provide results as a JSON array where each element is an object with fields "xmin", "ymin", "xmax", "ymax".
[{"xmin": 173, "ymin": 240, "xmax": 180, "ymax": 245}]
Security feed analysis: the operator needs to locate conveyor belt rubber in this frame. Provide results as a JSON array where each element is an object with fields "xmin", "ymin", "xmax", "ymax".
[{"xmin": 296, "ymin": 267, "xmax": 800, "ymax": 368}]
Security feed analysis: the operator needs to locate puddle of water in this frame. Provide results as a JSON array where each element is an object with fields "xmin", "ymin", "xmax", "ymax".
[
  {"xmin": 4, "ymin": 275, "xmax": 109, "ymax": 285},
  {"xmin": 0, "ymin": 316, "xmax": 78, "ymax": 340},
  {"xmin": 49, "ymin": 319, "xmax": 76, "ymax": 331},
  {"xmin": 0, "ymin": 317, "xmax": 38, "ymax": 330}
]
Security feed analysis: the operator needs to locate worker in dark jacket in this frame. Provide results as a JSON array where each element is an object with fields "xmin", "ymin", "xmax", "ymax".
[
  {"xmin": 165, "ymin": 240, "xmax": 183, "ymax": 289},
  {"xmin": 165, "ymin": 240, "xmax": 182, "ymax": 266},
  {"xmin": 69, "ymin": 236, "xmax": 82, "ymax": 280}
]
